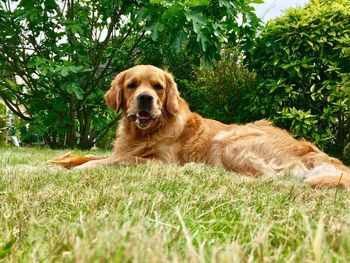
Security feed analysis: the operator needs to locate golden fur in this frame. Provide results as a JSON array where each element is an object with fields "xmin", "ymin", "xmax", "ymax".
[{"xmin": 77, "ymin": 65, "xmax": 350, "ymax": 188}]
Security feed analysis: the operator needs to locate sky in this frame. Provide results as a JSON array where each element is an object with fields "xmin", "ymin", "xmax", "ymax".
[{"xmin": 253, "ymin": 0, "xmax": 310, "ymax": 23}]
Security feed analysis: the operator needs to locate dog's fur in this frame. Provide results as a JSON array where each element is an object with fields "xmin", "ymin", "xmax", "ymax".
[{"xmin": 77, "ymin": 65, "xmax": 350, "ymax": 188}]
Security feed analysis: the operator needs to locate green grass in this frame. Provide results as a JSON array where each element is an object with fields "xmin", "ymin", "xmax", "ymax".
[{"xmin": 1, "ymin": 147, "xmax": 350, "ymax": 262}]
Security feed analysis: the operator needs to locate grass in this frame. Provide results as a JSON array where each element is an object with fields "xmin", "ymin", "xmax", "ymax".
[{"xmin": 1, "ymin": 147, "xmax": 350, "ymax": 262}]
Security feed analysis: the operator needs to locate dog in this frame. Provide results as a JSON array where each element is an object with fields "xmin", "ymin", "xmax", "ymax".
[{"xmin": 76, "ymin": 65, "xmax": 350, "ymax": 188}]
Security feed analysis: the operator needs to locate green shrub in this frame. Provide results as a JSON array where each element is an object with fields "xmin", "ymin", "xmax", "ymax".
[
  {"xmin": 344, "ymin": 143, "xmax": 350, "ymax": 165},
  {"xmin": 18, "ymin": 123, "xmax": 41, "ymax": 144},
  {"xmin": 0, "ymin": 103, "xmax": 6, "ymax": 146},
  {"xmin": 181, "ymin": 49, "xmax": 256, "ymax": 124},
  {"xmin": 95, "ymin": 122, "xmax": 117, "ymax": 150},
  {"xmin": 246, "ymin": 0, "xmax": 350, "ymax": 158},
  {"xmin": 0, "ymin": 103, "xmax": 6, "ymax": 116}
]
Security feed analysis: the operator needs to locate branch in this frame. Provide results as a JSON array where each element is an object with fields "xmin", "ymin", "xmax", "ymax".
[
  {"xmin": 0, "ymin": 80, "xmax": 28, "ymax": 103},
  {"xmin": 0, "ymin": 45, "xmax": 39, "ymax": 92},
  {"xmin": 82, "ymin": 26, "xmax": 147, "ymax": 102},
  {"xmin": 88, "ymin": 5, "xmax": 123, "ymax": 77},
  {"xmin": 0, "ymin": 91, "xmax": 32, "ymax": 121},
  {"xmin": 93, "ymin": 115, "xmax": 119, "ymax": 144},
  {"xmin": 0, "ymin": 45, "xmax": 36, "ymax": 51}
]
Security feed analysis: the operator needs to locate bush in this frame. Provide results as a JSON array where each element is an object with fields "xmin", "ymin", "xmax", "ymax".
[
  {"xmin": 0, "ymin": 116, "xmax": 6, "ymax": 147},
  {"xmin": 246, "ymin": 0, "xmax": 350, "ymax": 158},
  {"xmin": 344, "ymin": 143, "xmax": 350, "ymax": 165},
  {"xmin": 95, "ymin": 122, "xmax": 117, "ymax": 150},
  {"xmin": 18, "ymin": 123, "xmax": 42, "ymax": 145},
  {"xmin": 0, "ymin": 103, "xmax": 6, "ymax": 146},
  {"xmin": 181, "ymin": 49, "xmax": 256, "ymax": 124},
  {"xmin": 0, "ymin": 103, "xmax": 6, "ymax": 116}
]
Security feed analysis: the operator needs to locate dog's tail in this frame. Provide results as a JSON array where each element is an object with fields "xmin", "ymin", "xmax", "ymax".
[{"xmin": 304, "ymin": 164, "xmax": 350, "ymax": 188}]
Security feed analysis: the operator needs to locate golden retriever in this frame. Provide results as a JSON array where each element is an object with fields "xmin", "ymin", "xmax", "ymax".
[{"xmin": 77, "ymin": 65, "xmax": 350, "ymax": 188}]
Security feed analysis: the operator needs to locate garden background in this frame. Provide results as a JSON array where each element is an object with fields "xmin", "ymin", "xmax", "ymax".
[
  {"xmin": 0, "ymin": 0, "xmax": 349, "ymax": 162},
  {"xmin": 1, "ymin": 0, "xmax": 350, "ymax": 261}
]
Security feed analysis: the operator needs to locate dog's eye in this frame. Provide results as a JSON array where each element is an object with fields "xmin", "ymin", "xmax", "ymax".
[
  {"xmin": 154, "ymin": 83, "xmax": 163, "ymax": 90},
  {"xmin": 127, "ymin": 82, "xmax": 137, "ymax": 89}
]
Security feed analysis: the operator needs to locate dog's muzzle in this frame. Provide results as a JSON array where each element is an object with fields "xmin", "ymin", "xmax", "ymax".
[
  {"xmin": 127, "ymin": 92, "xmax": 157, "ymax": 129},
  {"xmin": 137, "ymin": 92, "xmax": 153, "ymax": 112}
]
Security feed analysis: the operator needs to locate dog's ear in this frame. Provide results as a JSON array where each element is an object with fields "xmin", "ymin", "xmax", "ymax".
[
  {"xmin": 105, "ymin": 71, "xmax": 125, "ymax": 112},
  {"xmin": 165, "ymin": 72, "xmax": 180, "ymax": 115}
]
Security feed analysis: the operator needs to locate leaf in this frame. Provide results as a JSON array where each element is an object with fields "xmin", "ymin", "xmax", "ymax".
[
  {"xmin": 311, "ymin": 93, "xmax": 316, "ymax": 101},
  {"xmin": 70, "ymin": 24, "xmax": 84, "ymax": 34},
  {"xmin": 29, "ymin": 9, "xmax": 39, "ymax": 22},
  {"xmin": 185, "ymin": 0, "xmax": 210, "ymax": 7},
  {"xmin": 197, "ymin": 31, "xmax": 209, "ymax": 52},
  {"xmin": 307, "ymin": 40, "xmax": 314, "ymax": 48},
  {"xmin": 5, "ymin": 79, "xmax": 16, "ymax": 87},
  {"xmin": 185, "ymin": 12, "xmax": 207, "ymax": 34},
  {"xmin": 171, "ymin": 30, "xmax": 187, "ymax": 53},
  {"xmin": 136, "ymin": 6, "xmax": 155, "ymax": 22},
  {"xmin": 44, "ymin": 0, "xmax": 58, "ymax": 10},
  {"xmin": 71, "ymin": 86, "xmax": 84, "ymax": 100},
  {"xmin": 60, "ymin": 67, "xmax": 70, "ymax": 77},
  {"xmin": 68, "ymin": 65, "xmax": 92, "ymax": 73},
  {"xmin": 218, "ymin": 0, "xmax": 231, "ymax": 8},
  {"xmin": 147, "ymin": 21, "xmax": 165, "ymax": 41},
  {"xmin": 310, "ymin": 84, "xmax": 316, "ymax": 92}
]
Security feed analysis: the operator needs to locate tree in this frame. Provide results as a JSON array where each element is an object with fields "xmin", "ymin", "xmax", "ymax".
[
  {"xmin": 246, "ymin": 0, "xmax": 350, "ymax": 158},
  {"xmin": 0, "ymin": 0, "xmax": 261, "ymax": 149}
]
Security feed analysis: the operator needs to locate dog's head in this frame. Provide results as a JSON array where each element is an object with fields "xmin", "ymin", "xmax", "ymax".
[{"xmin": 105, "ymin": 65, "xmax": 180, "ymax": 129}]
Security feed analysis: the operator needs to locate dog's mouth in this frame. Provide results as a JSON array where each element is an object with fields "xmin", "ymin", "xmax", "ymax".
[
  {"xmin": 127, "ymin": 111, "xmax": 156, "ymax": 129},
  {"xmin": 138, "ymin": 111, "xmax": 152, "ymax": 122}
]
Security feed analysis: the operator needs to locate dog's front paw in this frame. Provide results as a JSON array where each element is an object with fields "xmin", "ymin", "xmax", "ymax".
[{"xmin": 74, "ymin": 160, "xmax": 100, "ymax": 170}]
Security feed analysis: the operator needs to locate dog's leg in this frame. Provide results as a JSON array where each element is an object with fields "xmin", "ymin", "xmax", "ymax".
[
  {"xmin": 74, "ymin": 155, "xmax": 153, "ymax": 169},
  {"xmin": 304, "ymin": 163, "xmax": 350, "ymax": 188},
  {"xmin": 115, "ymin": 156, "xmax": 152, "ymax": 164},
  {"xmin": 218, "ymin": 134, "xmax": 350, "ymax": 188},
  {"xmin": 220, "ymin": 143, "xmax": 271, "ymax": 177},
  {"xmin": 74, "ymin": 156, "xmax": 120, "ymax": 169},
  {"xmin": 301, "ymin": 152, "xmax": 350, "ymax": 188}
]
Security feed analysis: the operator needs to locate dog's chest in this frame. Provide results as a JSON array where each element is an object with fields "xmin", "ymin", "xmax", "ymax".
[{"xmin": 153, "ymin": 142, "xmax": 181, "ymax": 163}]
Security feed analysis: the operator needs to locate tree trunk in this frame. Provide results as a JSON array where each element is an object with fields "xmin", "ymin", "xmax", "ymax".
[
  {"xmin": 66, "ymin": 95, "xmax": 77, "ymax": 148},
  {"xmin": 58, "ymin": 134, "xmax": 66, "ymax": 148},
  {"xmin": 79, "ymin": 109, "xmax": 93, "ymax": 149}
]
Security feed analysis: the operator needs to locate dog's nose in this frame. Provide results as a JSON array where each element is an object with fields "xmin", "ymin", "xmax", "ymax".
[{"xmin": 138, "ymin": 92, "xmax": 153, "ymax": 104}]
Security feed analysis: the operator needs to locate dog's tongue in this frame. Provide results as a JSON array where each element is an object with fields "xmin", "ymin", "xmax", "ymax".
[{"xmin": 138, "ymin": 112, "xmax": 151, "ymax": 121}]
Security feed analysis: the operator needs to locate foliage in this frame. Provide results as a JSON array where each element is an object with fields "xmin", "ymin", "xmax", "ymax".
[
  {"xmin": 0, "ymin": 103, "xmax": 6, "ymax": 146},
  {"xmin": 0, "ymin": 103, "xmax": 5, "ymax": 117},
  {"xmin": 18, "ymin": 122, "xmax": 41, "ymax": 144},
  {"xmin": 246, "ymin": 0, "xmax": 350, "ymax": 157},
  {"xmin": 0, "ymin": 117, "xmax": 6, "ymax": 147},
  {"xmin": 0, "ymin": 0, "xmax": 261, "ymax": 149},
  {"xmin": 95, "ymin": 122, "xmax": 117, "ymax": 150},
  {"xmin": 344, "ymin": 142, "xmax": 350, "ymax": 165},
  {"xmin": 181, "ymin": 49, "xmax": 256, "ymax": 124}
]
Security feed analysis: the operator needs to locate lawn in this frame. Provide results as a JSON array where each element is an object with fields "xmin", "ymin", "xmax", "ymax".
[{"xmin": 1, "ymin": 147, "xmax": 350, "ymax": 262}]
